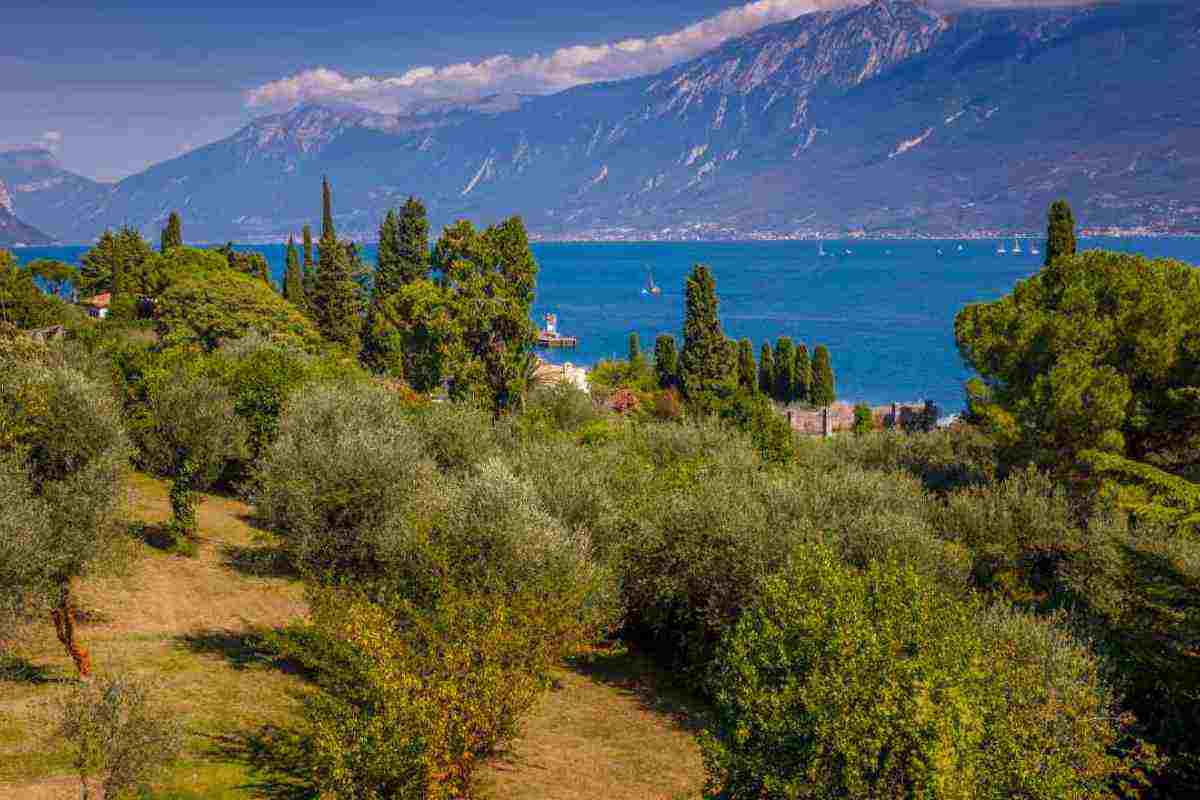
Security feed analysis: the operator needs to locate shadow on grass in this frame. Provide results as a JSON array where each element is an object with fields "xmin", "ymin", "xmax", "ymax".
[
  {"xmin": 174, "ymin": 628, "xmax": 307, "ymax": 677},
  {"xmin": 220, "ymin": 542, "xmax": 298, "ymax": 579},
  {"xmin": 206, "ymin": 726, "xmax": 318, "ymax": 800},
  {"xmin": 567, "ymin": 644, "xmax": 710, "ymax": 736},
  {"xmin": 130, "ymin": 521, "xmax": 178, "ymax": 552},
  {"xmin": 0, "ymin": 653, "xmax": 66, "ymax": 684}
]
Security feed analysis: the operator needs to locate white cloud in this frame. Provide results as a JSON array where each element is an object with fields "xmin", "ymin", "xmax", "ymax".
[
  {"xmin": 246, "ymin": 0, "xmax": 856, "ymax": 112},
  {"xmin": 38, "ymin": 131, "xmax": 63, "ymax": 154},
  {"xmin": 246, "ymin": 0, "xmax": 1110, "ymax": 113}
]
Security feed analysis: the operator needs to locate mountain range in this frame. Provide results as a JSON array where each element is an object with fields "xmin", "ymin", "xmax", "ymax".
[
  {"xmin": 3, "ymin": 0, "xmax": 1198, "ymax": 244},
  {"xmin": 0, "ymin": 177, "xmax": 52, "ymax": 247}
]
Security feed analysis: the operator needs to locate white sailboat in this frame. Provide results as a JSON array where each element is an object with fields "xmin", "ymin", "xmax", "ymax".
[
  {"xmin": 1012, "ymin": 237, "xmax": 1023, "ymax": 255},
  {"xmin": 1031, "ymin": 241, "xmax": 1041, "ymax": 256},
  {"xmin": 818, "ymin": 241, "xmax": 828, "ymax": 257},
  {"xmin": 997, "ymin": 240, "xmax": 1007, "ymax": 255},
  {"xmin": 642, "ymin": 266, "xmax": 662, "ymax": 296}
]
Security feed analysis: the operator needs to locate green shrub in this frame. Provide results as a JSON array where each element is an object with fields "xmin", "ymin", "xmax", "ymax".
[
  {"xmin": 702, "ymin": 550, "xmax": 1135, "ymax": 800},
  {"xmin": 53, "ymin": 672, "xmax": 183, "ymax": 800},
  {"xmin": 717, "ymin": 390, "xmax": 796, "ymax": 464},
  {"xmin": 215, "ymin": 335, "xmax": 362, "ymax": 463},
  {"xmin": 290, "ymin": 585, "xmax": 597, "ymax": 800},
  {"xmin": 253, "ymin": 382, "xmax": 441, "ymax": 580},
  {"xmin": 815, "ymin": 426, "xmax": 997, "ymax": 492},
  {"xmin": 406, "ymin": 401, "xmax": 498, "ymax": 472},
  {"xmin": 522, "ymin": 381, "xmax": 598, "ymax": 433},
  {"xmin": 931, "ymin": 466, "xmax": 1104, "ymax": 604},
  {"xmin": 852, "ymin": 402, "xmax": 873, "ymax": 434},
  {"xmin": 155, "ymin": 268, "xmax": 322, "ymax": 351}
]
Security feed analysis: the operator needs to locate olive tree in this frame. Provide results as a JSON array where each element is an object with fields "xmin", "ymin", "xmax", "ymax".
[
  {"xmin": 0, "ymin": 361, "xmax": 131, "ymax": 676},
  {"xmin": 55, "ymin": 673, "xmax": 182, "ymax": 799},
  {"xmin": 138, "ymin": 370, "xmax": 248, "ymax": 547}
]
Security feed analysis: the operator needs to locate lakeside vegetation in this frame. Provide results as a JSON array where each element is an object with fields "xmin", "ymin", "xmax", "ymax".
[{"xmin": 2, "ymin": 190, "xmax": 1199, "ymax": 798}]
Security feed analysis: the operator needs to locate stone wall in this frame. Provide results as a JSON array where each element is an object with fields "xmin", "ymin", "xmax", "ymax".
[{"xmin": 786, "ymin": 400, "xmax": 938, "ymax": 436}]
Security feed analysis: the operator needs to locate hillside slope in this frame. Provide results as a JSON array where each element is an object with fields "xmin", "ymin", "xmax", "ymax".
[{"xmin": 0, "ymin": 475, "xmax": 703, "ymax": 799}]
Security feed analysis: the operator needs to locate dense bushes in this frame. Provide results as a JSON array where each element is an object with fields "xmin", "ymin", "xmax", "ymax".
[
  {"xmin": 701, "ymin": 550, "xmax": 1136, "ymax": 799},
  {"xmin": 253, "ymin": 385, "xmax": 616, "ymax": 797}
]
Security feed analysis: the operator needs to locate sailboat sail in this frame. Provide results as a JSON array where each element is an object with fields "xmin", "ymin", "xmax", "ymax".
[
  {"xmin": 1012, "ymin": 237, "xmax": 1023, "ymax": 254},
  {"xmin": 645, "ymin": 267, "xmax": 661, "ymax": 295}
]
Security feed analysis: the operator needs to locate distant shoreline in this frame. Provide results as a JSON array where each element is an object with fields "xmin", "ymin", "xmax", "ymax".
[{"xmin": 17, "ymin": 231, "xmax": 1200, "ymax": 248}]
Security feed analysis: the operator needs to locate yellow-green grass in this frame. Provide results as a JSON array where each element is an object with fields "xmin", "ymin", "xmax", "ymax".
[{"xmin": 0, "ymin": 474, "xmax": 705, "ymax": 799}]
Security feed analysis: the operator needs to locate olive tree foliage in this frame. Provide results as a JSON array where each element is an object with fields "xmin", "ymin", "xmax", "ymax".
[
  {"xmin": 253, "ymin": 381, "xmax": 442, "ymax": 579},
  {"xmin": 701, "ymin": 550, "xmax": 1137, "ymax": 800},
  {"xmin": 54, "ymin": 673, "xmax": 183, "ymax": 800},
  {"xmin": 0, "ymin": 359, "xmax": 131, "ymax": 675},
  {"xmin": 252, "ymin": 386, "xmax": 616, "ymax": 798},
  {"xmin": 135, "ymin": 368, "xmax": 248, "ymax": 542}
]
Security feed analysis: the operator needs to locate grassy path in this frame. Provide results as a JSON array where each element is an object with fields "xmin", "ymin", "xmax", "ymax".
[{"xmin": 0, "ymin": 474, "xmax": 704, "ymax": 799}]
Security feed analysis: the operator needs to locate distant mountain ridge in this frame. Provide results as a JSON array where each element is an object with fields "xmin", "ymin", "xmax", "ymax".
[
  {"xmin": 7, "ymin": 0, "xmax": 1200, "ymax": 243},
  {"xmin": 0, "ymin": 176, "xmax": 53, "ymax": 247}
]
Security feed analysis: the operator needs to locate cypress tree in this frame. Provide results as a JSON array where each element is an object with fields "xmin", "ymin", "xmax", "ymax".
[
  {"xmin": 283, "ymin": 235, "xmax": 304, "ymax": 306},
  {"xmin": 679, "ymin": 264, "xmax": 731, "ymax": 399},
  {"xmin": 1044, "ymin": 199, "xmax": 1077, "ymax": 267},
  {"xmin": 397, "ymin": 196, "xmax": 431, "ymax": 284},
  {"xmin": 628, "ymin": 331, "xmax": 641, "ymax": 362},
  {"xmin": 301, "ymin": 224, "xmax": 315, "ymax": 306},
  {"xmin": 655, "ymin": 334, "xmax": 678, "ymax": 389},
  {"xmin": 794, "ymin": 343, "xmax": 812, "ymax": 404},
  {"xmin": 375, "ymin": 209, "xmax": 402, "ymax": 300},
  {"xmin": 737, "ymin": 338, "xmax": 756, "ymax": 390},
  {"xmin": 160, "ymin": 211, "xmax": 182, "ymax": 252},
  {"xmin": 758, "ymin": 341, "xmax": 774, "ymax": 396},
  {"xmin": 774, "ymin": 337, "xmax": 795, "ymax": 403},
  {"xmin": 313, "ymin": 178, "xmax": 362, "ymax": 350},
  {"xmin": 810, "ymin": 344, "xmax": 836, "ymax": 408}
]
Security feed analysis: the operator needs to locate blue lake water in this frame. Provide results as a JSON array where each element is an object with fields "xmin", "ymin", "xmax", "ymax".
[{"xmin": 15, "ymin": 237, "xmax": 1200, "ymax": 413}]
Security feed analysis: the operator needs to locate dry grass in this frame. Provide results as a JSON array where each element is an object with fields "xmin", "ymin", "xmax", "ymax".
[
  {"xmin": 482, "ymin": 648, "xmax": 706, "ymax": 800},
  {"xmin": 0, "ymin": 473, "xmax": 706, "ymax": 799}
]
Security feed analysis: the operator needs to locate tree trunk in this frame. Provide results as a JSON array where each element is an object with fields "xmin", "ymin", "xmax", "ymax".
[{"xmin": 51, "ymin": 577, "xmax": 92, "ymax": 678}]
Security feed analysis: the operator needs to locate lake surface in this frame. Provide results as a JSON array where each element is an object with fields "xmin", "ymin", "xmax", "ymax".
[{"xmin": 16, "ymin": 237, "xmax": 1200, "ymax": 413}]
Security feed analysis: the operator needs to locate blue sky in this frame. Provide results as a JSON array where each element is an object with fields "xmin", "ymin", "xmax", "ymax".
[{"xmin": 2, "ymin": 0, "xmax": 796, "ymax": 181}]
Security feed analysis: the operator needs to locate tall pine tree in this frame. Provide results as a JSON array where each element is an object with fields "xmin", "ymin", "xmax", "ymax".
[
  {"xmin": 773, "ymin": 337, "xmax": 795, "ymax": 403},
  {"xmin": 160, "ymin": 211, "xmax": 182, "ymax": 252},
  {"xmin": 283, "ymin": 235, "xmax": 305, "ymax": 307},
  {"xmin": 678, "ymin": 264, "xmax": 731, "ymax": 399},
  {"xmin": 301, "ymin": 224, "xmax": 316, "ymax": 307},
  {"xmin": 1044, "ymin": 199, "xmax": 1077, "ymax": 267},
  {"xmin": 312, "ymin": 178, "xmax": 362, "ymax": 350},
  {"xmin": 628, "ymin": 331, "xmax": 641, "ymax": 362},
  {"xmin": 396, "ymin": 196, "xmax": 431, "ymax": 285},
  {"xmin": 810, "ymin": 344, "xmax": 836, "ymax": 408},
  {"xmin": 737, "ymin": 338, "xmax": 756, "ymax": 390},
  {"xmin": 375, "ymin": 209, "xmax": 402, "ymax": 299},
  {"xmin": 794, "ymin": 343, "xmax": 812, "ymax": 404},
  {"xmin": 655, "ymin": 334, "xmax": 678, "ymax": 389},
  {"xmin": 758, "ymin": 341, "xmax": 774, "ymax": 396}
]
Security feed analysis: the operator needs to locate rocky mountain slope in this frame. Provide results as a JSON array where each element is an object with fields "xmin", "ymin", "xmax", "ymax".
[
  {"xmin": 0, "ymin": 178, "xmax": 53, "ymax": 247},
  {"xmin": 12, "ymin": 0, "xmax": 1200, "ymax": 242}
]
